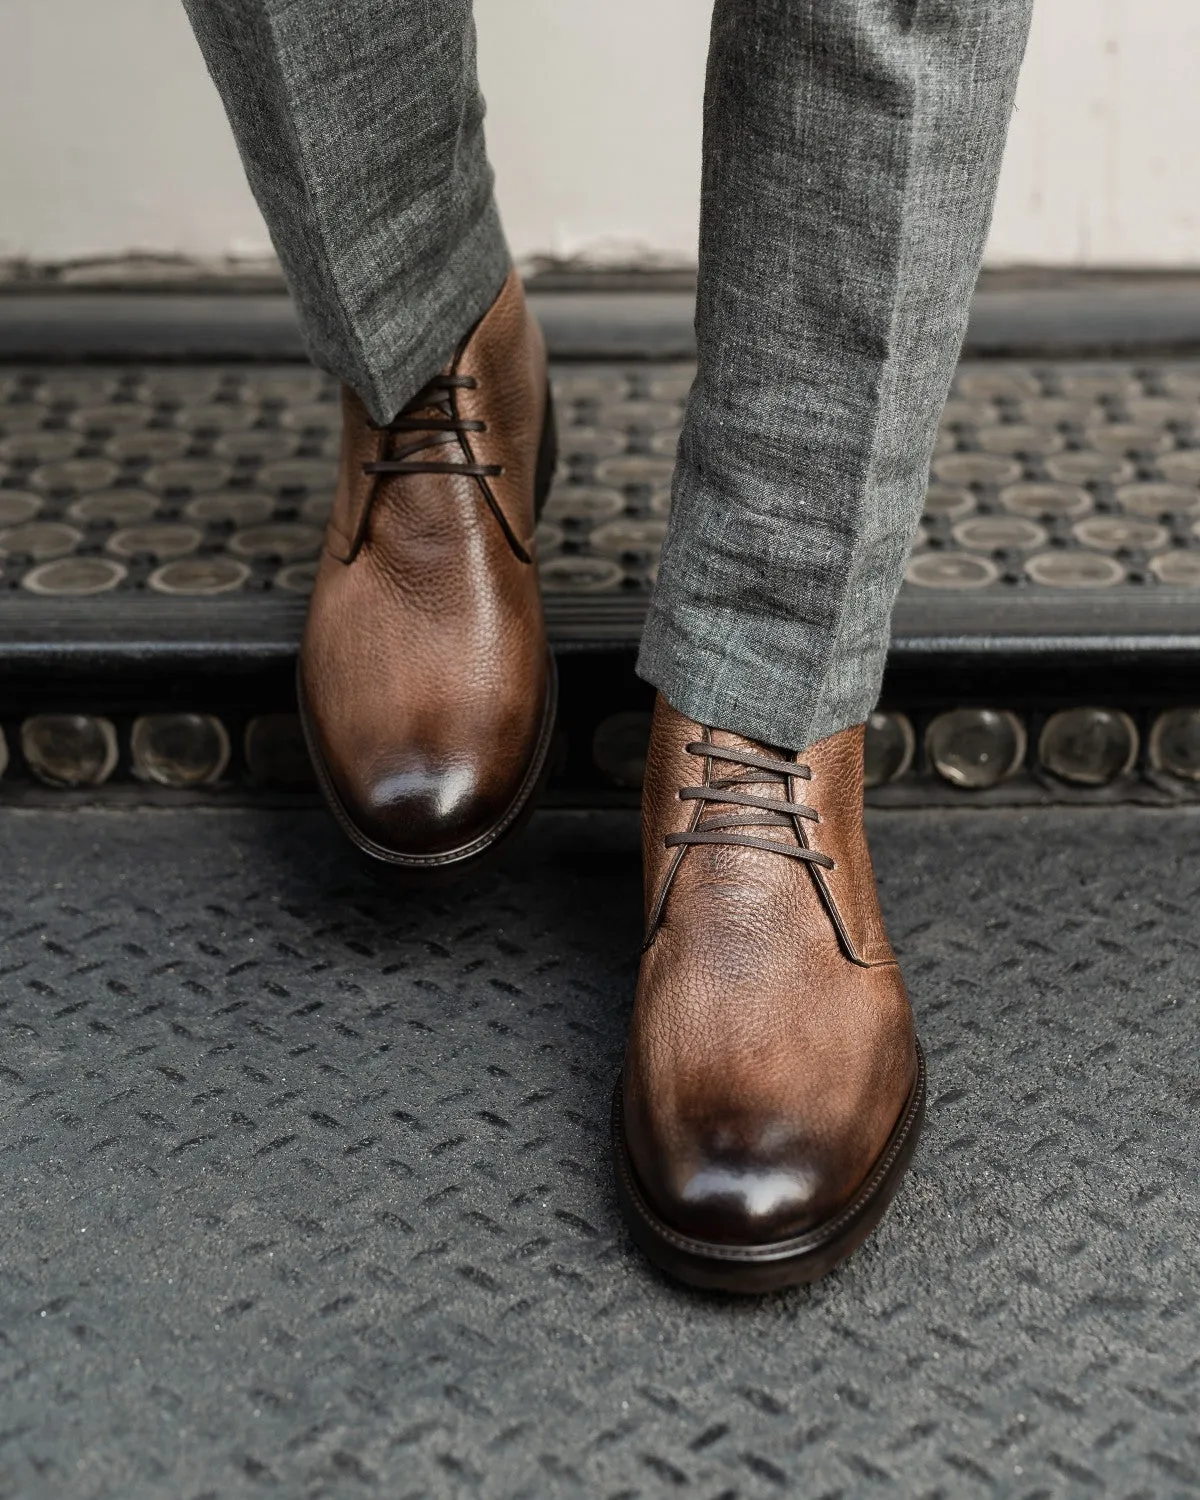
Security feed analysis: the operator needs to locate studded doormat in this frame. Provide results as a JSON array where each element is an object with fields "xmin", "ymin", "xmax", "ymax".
[{"xmin": 4, "ymin": 360, "xmax": 1200, "ymax": 628}]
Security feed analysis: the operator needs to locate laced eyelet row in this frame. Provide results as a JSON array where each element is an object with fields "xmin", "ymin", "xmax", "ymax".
[
  {"xmin": 342, "ymin": 373, "xmax": 529, "ymax": 565},
  {"xmin": 362, "ymin": 374, "xmax": 503, "ymax": 483},
  {"xmin": 663, "ymin": 740, "xmax": 836, "ymax": 870}
]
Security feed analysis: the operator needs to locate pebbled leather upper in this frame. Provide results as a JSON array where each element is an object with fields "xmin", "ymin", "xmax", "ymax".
[
  {"xmin": 623, "ymin": 695, "xmax": 917, "ymax": 1244},
  {"xmin": 299, "ymin": 269, "xmax": 551, "ymax": 861}
]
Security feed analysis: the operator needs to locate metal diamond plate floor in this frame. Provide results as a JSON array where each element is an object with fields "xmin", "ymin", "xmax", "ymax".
[{"xmin": 0, "ymin": 806, "xmax": 1196, "ymax": 1499}]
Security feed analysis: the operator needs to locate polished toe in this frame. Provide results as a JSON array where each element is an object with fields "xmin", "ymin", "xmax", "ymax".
[
  {"xmin": 338, "ymin": 750, "xmax": 511, "ymax": 858},
  {"xmin": 623, "ymin": 1091, "xmax": 870, "ymax": 1246},
  {"xmin": 651, "ymin": 1141, "xmax": 837, "ymax": 1245}
]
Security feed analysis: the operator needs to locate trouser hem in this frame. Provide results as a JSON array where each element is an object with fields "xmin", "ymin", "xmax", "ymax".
[
  {"xmin": 317, "ymin": 197, "xmax": 512, "ymax": 424},
  {"xmin": 636, "ymin": 602, "xmax": 880, "ymax": 754}
]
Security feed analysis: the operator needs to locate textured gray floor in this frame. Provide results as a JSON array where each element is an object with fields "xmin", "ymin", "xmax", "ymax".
[{"xmin": 0, "ymin": 805, "xmax": 1197, "ymax": 1500}]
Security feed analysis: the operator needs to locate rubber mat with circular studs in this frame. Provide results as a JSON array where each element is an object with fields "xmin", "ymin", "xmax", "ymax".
[{"xmin": 4, "ymin": 360, "xmax": 1200, "ymax": 607}]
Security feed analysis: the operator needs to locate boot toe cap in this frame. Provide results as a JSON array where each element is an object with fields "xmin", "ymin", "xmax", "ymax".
[
  {"xmin": 668, "ymin": 1158, "xmax": 835, "ymax": 1244},
  {"xmin": 625, "ymin": 1103, "xmax": 859, "ymax": 1247},
  {"xmin": 341, "ymin": 754, "xmax": 505, "ymax": 859}
]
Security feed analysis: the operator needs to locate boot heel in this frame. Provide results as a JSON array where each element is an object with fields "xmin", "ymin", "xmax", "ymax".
[{"xmin": 534, "ymin": 383, "xmax": 558, "ymax": 521}]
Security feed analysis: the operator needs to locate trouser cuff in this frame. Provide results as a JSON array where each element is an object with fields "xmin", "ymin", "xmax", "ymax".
[
  {"xmin": 317, "ymin": 197, "xmax": 512, "ymax": 426},
  {"xmin": 636, "ymin": 598, "xmax": 882, "ymax": 754}
]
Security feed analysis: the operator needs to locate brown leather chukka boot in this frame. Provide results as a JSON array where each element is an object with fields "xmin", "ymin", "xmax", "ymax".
[
  {"xmin": 298, "ymin": 270, "xmax": 557, "ymax": 875},
  {"xmin": 614, "ymin": 694, "xmax": 925, "ymax": 1292}
]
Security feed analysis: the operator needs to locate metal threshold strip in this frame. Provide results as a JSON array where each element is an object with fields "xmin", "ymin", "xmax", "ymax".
[
  {"xmin": 5, "ymin": 279, "xmax": 1200, "ymax": 362},
  {"xmin": 2, "ymin": 590, "xmax": 1200, "ymax": 674}
]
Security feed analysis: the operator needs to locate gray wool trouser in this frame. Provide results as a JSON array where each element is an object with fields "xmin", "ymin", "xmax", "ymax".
[{"xmin": 182, "ymin": 0, "xmax": 1032, "ymax": 752}]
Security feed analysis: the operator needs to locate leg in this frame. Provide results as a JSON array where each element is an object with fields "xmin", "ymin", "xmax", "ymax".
[
  {"xmin": 181, "ymin": 0, "xmax": 510, "ymax": 423},
  {"xmin": 639, "ymin": 0, "xmax": 1033, "ymax": 752},
  {"xmin": 621, "ymin": 0, "xmax": 1032, "ymax": 1291},
  {"xmin": 183, "ymin": 1, "xmax": 556, "ymax": 871}
]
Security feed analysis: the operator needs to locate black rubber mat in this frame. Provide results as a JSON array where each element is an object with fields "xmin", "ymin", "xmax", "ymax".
[
  {"xmin": 0, "ymin": 805, "xmax": 1196, "ymax": 1498},
  {"xmin": 6, "ymin": 357, "xmax": 1200, "ymax": 807},
  {"xmin": 4, "ymin": 359, "xmax": 1200, "ymax": 658}
]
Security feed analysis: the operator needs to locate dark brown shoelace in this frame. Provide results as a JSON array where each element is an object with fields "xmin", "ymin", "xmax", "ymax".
[
  {"xmin": 351, "ymin": 373, "xmax": 531, "ymax": 563},
  {"xmin": 665, "ymin": 739, "xmax": 835, "ymax": 869}
]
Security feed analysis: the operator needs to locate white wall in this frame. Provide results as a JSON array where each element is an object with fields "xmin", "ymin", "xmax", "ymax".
[
  {"xmin": 476, "ymin": 0, "xmax": 706, "ymax": 267},
  {"xmin": 0, "ymin": 0, "xmax": 1197, "ymax": 270},
  {"xmin": 0, "ymin": 0, "xmax": 268, "ymax": 263},
  {"xmin": 988, "ymin": 0, "xmax": 1200, "ymax": 265}
]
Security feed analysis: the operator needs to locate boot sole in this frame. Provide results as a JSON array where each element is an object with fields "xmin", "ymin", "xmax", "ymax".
[
  {"xmin": 612, "ymin": 1041, "xmax": 926, "ymax": 1294},
  {"xmin": 534, "ymin": 382, "xmax": 558, "ymax": 524},
  {"xmin": 297, "ymin": 382, "xmax": 559, "ymax": 881}
]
